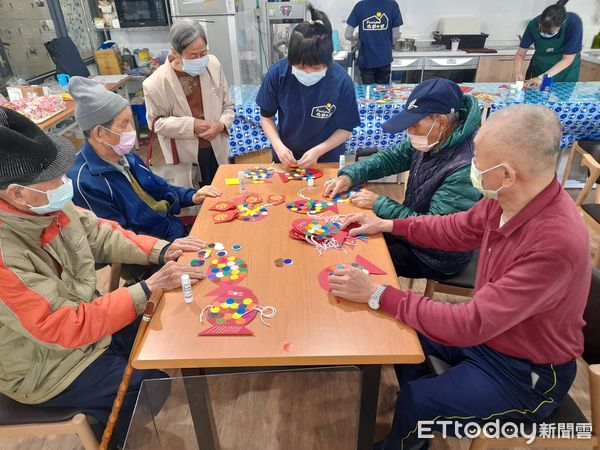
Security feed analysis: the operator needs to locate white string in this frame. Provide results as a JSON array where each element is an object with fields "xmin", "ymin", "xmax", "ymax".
[
  {"xmin": 298, "ymin": 186, "xmax": 317, "ymax": 200},
  {"xmin": 268, "ymin": 161, "xmax": 285, "ymax": 174},
  {"xmin": 242, "ymin": 305, "xmax": 277, "ymax": 327},
  {"xmin": 199, "ymin": 304, "xmax": 211, "ymax": 324}
]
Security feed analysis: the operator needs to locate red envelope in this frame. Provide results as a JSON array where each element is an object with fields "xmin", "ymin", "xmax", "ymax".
[
  {"xmin": 267, "ymin": 194, "xmax": 286, "ymax": 205},
  {"xmin": 209, "ymin": 201, "xmax": 236, "ymax": 212},
  {"xmin": 243, "ymin": 193, "xmax": 263, "ymax": 204},
  {"xmin": 212, "ymin": 210, "xmax": 238, "ymax": 224}
]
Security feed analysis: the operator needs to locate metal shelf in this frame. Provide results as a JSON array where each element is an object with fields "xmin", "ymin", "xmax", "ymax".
[{"xmin": 89, "ymin": 26, "xmax": 170, "ymax": 32}]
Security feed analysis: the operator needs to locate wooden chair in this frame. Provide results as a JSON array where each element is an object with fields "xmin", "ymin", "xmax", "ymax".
[
  {"xmin": 423, "ymin": 250, "xmax": 479, "ymax": 299},
  {"xmin": 428, "ymin": 268, "xmax": 600, "ymax": 449},
  {"xmin": 561, "ymin": 142, "xmax": 600, "ymax": 268},
  {"xmin": 109, "ymin": 263, "xmax": 123, "ymax": 292},
  {"xmin": 0, "ymin": 394, "xmax": 98, "ymax": 449}
]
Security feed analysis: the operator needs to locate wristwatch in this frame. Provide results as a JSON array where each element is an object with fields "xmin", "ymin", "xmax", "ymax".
[{"xmin": 368, "ymin": 284, "xmax": 387, "ymax": 310}]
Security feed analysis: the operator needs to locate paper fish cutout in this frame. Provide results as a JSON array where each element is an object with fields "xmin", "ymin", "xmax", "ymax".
[
  {"xmin": 318, "ymin": 256, "xmax": 387, "ymax": 292},
  {"xmin": 267, "ymin": 193, "xmax": 286, "ymax": 206},
  {"xmin": 286, "ymin": 199, "xmax": 339, "ymax": 215},
  {"xmin": 236, "ymin": 203, "xmax": 269, "ymax": 222},
  {"xmin": 212, "ymin": 210, "xmax": 238, "ymax": 224},
  {"xmin": 278, "ymin": 167, "xmax": 324, "ymax": 183},
  {"xmin": 207, "ymin": 256, "xmax": 249, "ymax": 285},
  {"xmin": 200, "ymin": 285, "xmax": 259, "ymax": 336},
  {"xmin": 323, "ymin": 183, "xmax": 366, "ymax": 203},
  {"xmin": 244, "ymin": 167, "xmax": 273, "ymax": 181},
  {"xmin": 292, "ymin": 218, "xmax": 343, "ymax": 240}
]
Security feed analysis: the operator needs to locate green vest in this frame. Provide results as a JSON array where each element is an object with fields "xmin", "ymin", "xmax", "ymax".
[{"xmin": 525, "ymin": 19, "xmax": 580, "ymax": 82}]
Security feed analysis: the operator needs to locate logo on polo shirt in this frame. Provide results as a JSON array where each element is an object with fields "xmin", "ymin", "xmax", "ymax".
[
  {"xmin": 311, "ymin": 103, "xmax": 337, "ymax": 119},
  {"xmin": 407, "ymin": 99, "xmax": 418, "ymax": 110},
  {"xmin": 362, "ymin": 12, "xmax": 389, "ymax": 31}
]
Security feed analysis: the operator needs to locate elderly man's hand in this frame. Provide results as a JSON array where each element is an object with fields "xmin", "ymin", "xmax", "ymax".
[
  {"xmin": 192, "ymin": 185, "xmax": 222, "ymax": 204},
  {"xmin": 198, "ymin": 121, "xmax": 225, "ymax": 141},
  {"xmin": 328, "ymin": 265, "xmax": 378, "ymax": 303},
  {"xmin": 350, "ymin": 190, "xmax": 379, "ymax": 209},
  {"xmin": 324, "ymin": 175, "xmax": 352, "ymax": 199},
  {"xmin": 341, "ymin": 213, "xmax": 393, "ymax": 236},
  {"xmin": 164, "ymin": 237, "xmax": 206, "ymax": 262},
  {"xmin": 145, "ymin": 261, "xmax": 206, "ymax": 292}
]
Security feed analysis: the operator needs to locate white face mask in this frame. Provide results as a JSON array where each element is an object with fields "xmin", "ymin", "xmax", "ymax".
[
  {"xmin": 292, "ymin": 66, "xmax": 327, "ymax": 86},
  {"xmin": 13, "ymin": 177, "xmax": 74, "ymax": 215},
  {"xmin": 182, "ymin": 55, "xmax": 209, "ymax": 76},
  {"xmin": 408, "ymin": 118, "xmax": 443, "ymax": 152},
  {"xmin": 469, "ymin": 159, "xmax": 509, "ymax": 200},
  {"xmin": 540, "ymin": 30, "xmax": 559, "ymax": 38}
]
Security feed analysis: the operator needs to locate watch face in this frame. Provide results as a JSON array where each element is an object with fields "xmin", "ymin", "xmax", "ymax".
[{"xmin": 368, "ymin": 297, "xmax": 380, "ymax": 310}]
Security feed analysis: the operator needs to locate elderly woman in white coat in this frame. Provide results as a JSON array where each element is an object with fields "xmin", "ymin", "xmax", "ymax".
[{"xmin": 143, "ymin": 19, "xmax": 234, "ymax": 184}]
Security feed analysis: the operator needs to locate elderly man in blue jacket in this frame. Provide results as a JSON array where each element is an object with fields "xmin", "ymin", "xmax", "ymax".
[{"xmin": 67, "ymin": 77, "xmax": 220, "ymax": 242}]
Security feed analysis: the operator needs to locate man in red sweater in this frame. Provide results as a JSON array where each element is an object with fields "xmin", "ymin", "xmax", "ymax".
[{"xmin": 331, "ymin": 105, "xmax": 591, "ymax": 449}]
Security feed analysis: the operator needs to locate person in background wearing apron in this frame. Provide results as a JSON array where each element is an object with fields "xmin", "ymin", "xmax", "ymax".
[
  {"xmin": 345, "ymin": 0, "xmax": 403, "ymax": 85},
  {"xmin": 513, "ymin": 0, "xmax": 583, "ymax": 88},
  {"xmin": 256, "ymin": 4, "xmax": 361, "ymax": 168}
]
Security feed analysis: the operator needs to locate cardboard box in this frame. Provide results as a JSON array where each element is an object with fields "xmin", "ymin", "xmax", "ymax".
[
  {"xmin": 6, "ymin": 85, "xmax": 48, "ymax": 101},
  {"xmin": 95, "ymin": 47, "xmax": 122, "ymax": 75}
]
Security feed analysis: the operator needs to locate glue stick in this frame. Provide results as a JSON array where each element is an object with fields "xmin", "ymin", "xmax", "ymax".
[
  {"xmin": 238, "ymin": 170, "xmax": 246, "ymax": 193},
  {"xmin": 339, "ymin": 154, "xmax": 346, "ymax": 170},
  {"xmin": 181, "ymin": 274, "xmax": 194, "ymax": 304}
]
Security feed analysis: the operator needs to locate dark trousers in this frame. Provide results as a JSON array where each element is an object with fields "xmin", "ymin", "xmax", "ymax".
[
  {"xmin": 384, "ymin": 234, "xmax": 454, "ymax": 280},
  {"xmin": 381, "ymin": 334, "xmax": 576, "ymax": 450},
  {"xmin": 38, "ymin": 318, "xmax": 169, "ymax": 447},
  {"xmin": 197, "ymin": 146, "xmax": 219, "ymax": 186},
  {"xmin": 360, "ymin": 64, "xmax": 392, "ymax": 85}
]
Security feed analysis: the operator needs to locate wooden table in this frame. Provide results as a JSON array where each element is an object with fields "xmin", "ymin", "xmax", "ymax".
[
  {"xmin": 37, "ymin": 76, "xmax": 132, "ymax": 133},
  {"xmin": 133, "ymin": 163, "xmax": 424, "ymax": 449},
  {"xmin": 38, "ymin": 100, "xmax": 76, "ymax": 132}
]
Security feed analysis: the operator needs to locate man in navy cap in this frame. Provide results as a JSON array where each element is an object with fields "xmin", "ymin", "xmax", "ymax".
[{"xmin": 325, "ymin": 78, "xmax": 481, "ymax": 280}]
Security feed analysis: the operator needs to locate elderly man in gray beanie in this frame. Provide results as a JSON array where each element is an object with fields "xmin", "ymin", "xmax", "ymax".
[
  {"xmin": 67, "ymin": 76, "xmax": 221, "ymax": 249},
  {"xmin": 0, "ymin": 106, "xmax": 208, "ymax": 447}
]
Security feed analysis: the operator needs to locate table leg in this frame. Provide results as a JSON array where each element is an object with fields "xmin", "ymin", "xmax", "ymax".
[
  {"xmin": 357, "ymin": 364, "xmax": 382, "ymax": 450},
  {"xmin": 182, "ymin": 368, "xmax": 220, "ymax": 450}
]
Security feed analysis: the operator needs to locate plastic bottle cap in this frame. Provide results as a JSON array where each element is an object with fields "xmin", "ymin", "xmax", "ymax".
[{"xmin": 181, "ymin": 274, "xmax": 190, "ymax": 283}]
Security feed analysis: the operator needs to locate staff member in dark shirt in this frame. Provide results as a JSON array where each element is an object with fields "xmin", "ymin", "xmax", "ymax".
[
  {"xmin": 345, "ymin": 0, "xmax": 402, "ymax": 85},
  {"xmin": 513, "ymin": 0, "xmax": 583, "ymax": 87},
  {"xmin": 257, "ymin": 4, "xmax": 361, "ymax": 168}
]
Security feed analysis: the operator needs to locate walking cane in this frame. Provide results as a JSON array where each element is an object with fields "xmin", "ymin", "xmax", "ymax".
[{"xmin": 99, "ymin": 288, "xmax": 164, "ymax": 450}]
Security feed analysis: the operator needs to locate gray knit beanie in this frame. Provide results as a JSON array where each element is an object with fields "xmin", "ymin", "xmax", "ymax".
[{"xmin": 68, "ymin": 76, "xmax": 129, "ymax": 131}]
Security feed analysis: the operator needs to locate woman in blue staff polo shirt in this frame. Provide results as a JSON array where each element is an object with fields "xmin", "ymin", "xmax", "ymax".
[
  {"xmin": 346, "ymin": 0, "xmax": 403, "ymax": 85},
  {"xmin": 256, "ymin": 4, "xmax": 361, "ymax": 168},
  {"xmin": 513, "ymin": 0, "xmax": 583, "ymax": 87}
]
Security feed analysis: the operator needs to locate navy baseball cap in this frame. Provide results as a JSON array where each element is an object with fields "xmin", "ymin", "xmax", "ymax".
[{"xmin": 381, "ymin": 78, "xmax": 463, "ymax": 134}]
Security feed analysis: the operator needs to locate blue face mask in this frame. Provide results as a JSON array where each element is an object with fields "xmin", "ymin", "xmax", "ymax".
[
  {"xmin": 20, "ymin": 178, "xmax": 74, "ymax": 215},
  {"xmin": 292, "ymin": 66, "xmax": 327, "ymax": 87},
  {"xmin": 540, "ymin": 30, "xmax": 559, "ymax": 38},
  {"xmin": 182, "ymin": 55, "xmax": 209, "ymax": 76}
]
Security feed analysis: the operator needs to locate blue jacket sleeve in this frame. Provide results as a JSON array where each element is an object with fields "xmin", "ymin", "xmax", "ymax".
[{"xmin": 70, "ymin": 171, "xmax": 129, "ymax": 228}]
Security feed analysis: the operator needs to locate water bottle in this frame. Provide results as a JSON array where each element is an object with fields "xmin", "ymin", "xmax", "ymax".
[{"xmin": 540, "ymin": 74, "xmax": 553, "ymax": 93}]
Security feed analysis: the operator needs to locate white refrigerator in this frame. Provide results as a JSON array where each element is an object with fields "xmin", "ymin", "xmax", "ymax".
[{"xmin": 169, "ymin": 0, "xmax": 263, "ymax": 85}]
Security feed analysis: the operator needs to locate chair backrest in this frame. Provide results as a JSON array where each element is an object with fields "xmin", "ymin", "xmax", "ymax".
[
  {"xmin": 583, "ymin": 268, "xmax": 600, "ymax": 364},
  {"xmin": 44, "ymin": 37, "xmax": 90, "ymax": 77}
]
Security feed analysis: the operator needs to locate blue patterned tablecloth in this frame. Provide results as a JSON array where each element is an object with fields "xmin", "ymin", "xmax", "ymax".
[{"xmin": 228, "ymin": 82, "xmax": 600, "ymax": 157}]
